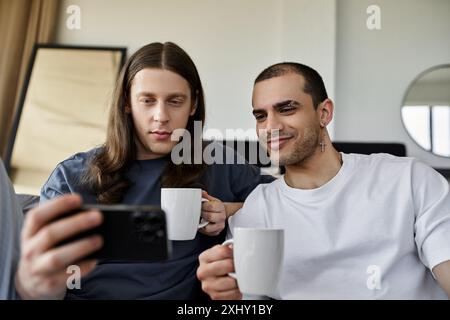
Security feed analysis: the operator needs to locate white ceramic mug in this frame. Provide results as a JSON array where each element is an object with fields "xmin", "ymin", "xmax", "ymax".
[
  {"xmin": 223, "ymin": 227, "xmax": 284, "ymax": 296},
  {"xmin": 161, "ymin": 188, "xmax": 210, "ymax": 240}
]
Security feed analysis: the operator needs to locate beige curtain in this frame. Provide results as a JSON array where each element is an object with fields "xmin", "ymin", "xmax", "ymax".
[{"xmin": 0, "ymin": 0, "xmax": 60, "ymax": 158}]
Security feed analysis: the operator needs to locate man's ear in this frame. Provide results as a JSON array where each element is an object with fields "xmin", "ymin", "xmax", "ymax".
[{"xmin": 317, "ymin": 99, "xmax": 334, "ymax": 127}]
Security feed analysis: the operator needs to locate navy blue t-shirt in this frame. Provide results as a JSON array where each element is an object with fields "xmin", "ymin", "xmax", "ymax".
[{"xmin": 40, "ymin": 146, "xmax": 274, "ymax": 299}]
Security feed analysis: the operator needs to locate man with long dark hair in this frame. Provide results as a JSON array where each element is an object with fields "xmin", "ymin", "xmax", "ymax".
[{"xmin": 14, "ymin": 42, "xmax": 274, "ymax": 299}]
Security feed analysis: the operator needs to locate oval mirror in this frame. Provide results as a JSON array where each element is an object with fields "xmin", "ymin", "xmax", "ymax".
[{"xmin": 401, "ymin": 65, "xmax": 450, "ymax": 157}]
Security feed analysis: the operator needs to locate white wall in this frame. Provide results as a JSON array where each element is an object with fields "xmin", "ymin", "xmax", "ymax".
[
  {"xmin": 56, "ymin": 0, "xmax": 336, "ymax": 140},
  {"xmin": 279, "ymin": 0, "xmax": 336, "ymax": 137},
  {"xmin": 335, "ymin": 0, "xmax": 450, "ymax": 168}
]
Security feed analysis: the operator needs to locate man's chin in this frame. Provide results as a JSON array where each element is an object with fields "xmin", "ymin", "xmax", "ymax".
[
  {"xmin": 144, "ymin": 141, "xmax": 175, "ymax": 157},
  {"xmin": 268, "ymin": 148, "xmax": 288, "ymax": 166},
  {"xmin": 151, "ymin": 146, "xmax": 173, "ymax": 156}
]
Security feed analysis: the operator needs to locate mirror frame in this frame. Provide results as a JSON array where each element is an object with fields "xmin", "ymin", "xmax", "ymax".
[
  {"xmin": 3, "ymin": 43, "xmax": 127, "ymax": 175},
  {"xmin": 400, "ymin": 63, "xmax": 450, "ymax": 159}
]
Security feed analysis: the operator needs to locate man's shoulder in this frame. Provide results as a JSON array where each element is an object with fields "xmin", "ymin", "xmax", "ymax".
[
  {"xmin": 44, "ymin": 148, "xmax": 101, "ymax": 187},
  {"xmin": 243, "ymin": 178, "xmax": 282, "ymax": 203},
  {"xmin": 348, "ymin": 152, "xmax": 417, "ymax": 171},
  {"xmin": 349, "ymin": 152, "xmax": 413, "ymax": 163},
  {"xmin": 55, "ymin": 147, "xmax": 101, "ymax": 173},
  {"xmin": 348, "ymin": 152, "xmax": 444, "ymax": 182},
  {"xmin": 41, "ymin": 148, "xmax": 101, "ymax": 200}
]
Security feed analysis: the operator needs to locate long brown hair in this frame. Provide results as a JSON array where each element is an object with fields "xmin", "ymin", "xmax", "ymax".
[{"xmin": 84, "ymin": 42, "xmax": 207, "ymax": 204}]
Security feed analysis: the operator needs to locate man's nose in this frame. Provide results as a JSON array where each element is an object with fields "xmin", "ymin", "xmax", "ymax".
[
  {"xmin": 265, "ymin": 113, "xmax": 283, "ymax": 132},
  {"xmin": 153, "ymin": 102, "xmax": 169, "ymax": 123}
]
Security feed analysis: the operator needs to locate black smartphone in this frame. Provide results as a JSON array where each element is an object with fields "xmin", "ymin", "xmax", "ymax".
[{"xmin": 58, "ymin": 204, "xmax": 171, "ymax": 262}]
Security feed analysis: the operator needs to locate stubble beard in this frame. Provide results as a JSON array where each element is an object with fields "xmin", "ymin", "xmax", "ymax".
[{"xmin": 277, "ymin": 125, "xmax": 321, "ymax": 167}]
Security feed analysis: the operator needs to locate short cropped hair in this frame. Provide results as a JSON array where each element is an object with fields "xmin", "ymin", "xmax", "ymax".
[{"xmin": 254, "ymin": 62, "xmax": 328, "ymax": 108}]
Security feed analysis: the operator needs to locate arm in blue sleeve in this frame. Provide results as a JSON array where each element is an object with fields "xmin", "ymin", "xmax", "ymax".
[{"xmin": 40, "ymin": 164, "xmax": 71, "ymax": 204}]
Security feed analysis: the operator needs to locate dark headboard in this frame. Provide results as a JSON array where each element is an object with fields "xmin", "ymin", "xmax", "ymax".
[{"xmin": 332, "ymin": 142, "xmax": 407, "ymax": 157}]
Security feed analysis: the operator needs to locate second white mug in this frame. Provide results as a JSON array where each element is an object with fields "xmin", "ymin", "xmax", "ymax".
[{"xmin": 161, "ymin": 188, "xmax": 209, "ymax": 241}]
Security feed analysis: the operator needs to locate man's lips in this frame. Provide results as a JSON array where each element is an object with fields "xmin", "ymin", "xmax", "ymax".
[
  {"xmin": 149, "ymin": 130, "xmax": 172, "ymax": 140},
  {"xmin": 267, "ymin": 136, "xmax": 293, "ymax": 150}
]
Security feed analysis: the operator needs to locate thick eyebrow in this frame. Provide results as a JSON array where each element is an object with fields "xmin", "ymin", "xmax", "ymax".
[
  {"xmin": 273, "ymin": 100, "xmax": 300, "ymax": 109},
  {"xmin": 253, "ymin": 100, "xmax": 301, "ymax": 115}
]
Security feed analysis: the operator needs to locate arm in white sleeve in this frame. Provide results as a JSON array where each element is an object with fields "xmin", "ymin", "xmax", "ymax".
[{"xmin": 413, "ymin": 160, "xmax": 450, "ymax": 276}]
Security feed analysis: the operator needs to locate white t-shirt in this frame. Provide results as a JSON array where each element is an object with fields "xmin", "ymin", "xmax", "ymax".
[{"xmin": 228, "ymin": 153, "xmax": 450, "ymax": 299}]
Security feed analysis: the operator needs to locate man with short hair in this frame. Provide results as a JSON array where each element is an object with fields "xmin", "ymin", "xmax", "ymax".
[{"xmin": 197, "ymin": 63, "xmax": 450, "ymax": 299}]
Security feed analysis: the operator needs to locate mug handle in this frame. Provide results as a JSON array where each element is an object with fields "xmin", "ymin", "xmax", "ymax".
[
  {"xmin": 198, "ymin": 198, "xmax": 211, "ymax": 229},
  {"xmin": 222, "ymin": 239, "xmax": 237, "ymax": 279}
]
